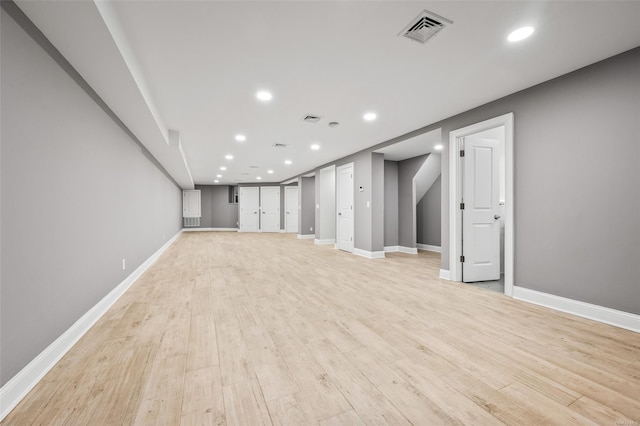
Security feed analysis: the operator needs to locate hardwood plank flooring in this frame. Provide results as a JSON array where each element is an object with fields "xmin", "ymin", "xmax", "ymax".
[{"xmin": 3, "ymin": 231, "xmax": 639, "ymax": 425}]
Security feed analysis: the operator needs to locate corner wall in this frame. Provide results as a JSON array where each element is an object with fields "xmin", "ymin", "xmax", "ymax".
[{"xmin": 1, "ymin": 10, "xmax": 182, "ymax": 386}]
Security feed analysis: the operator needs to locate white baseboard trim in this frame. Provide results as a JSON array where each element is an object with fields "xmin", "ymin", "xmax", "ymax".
[
  {"xmin": 0, "ymin": 230, "xmax": 183, "ymax": 421},
  {"xmin": 384, "ymin": 246, "xmax": 418, "ymax": 254},
  {"xmin": 353, "ymin": 248, "xmax": 385, "ymax": 259},
  {"xmin": 314, "ymin": 239, "xmax": 335, "ymax": 245},
  {"xmin": 417, "ymin": 244, "xmax": 441, "ymax": 253},
  {"xmin": 439, "ymin": 269, "xmax": 451, "ymax": 280},
  {"xmin": 182, "ymin": 227, "xmax": 238, "ymax": 232},
  {"xmin": 399, "ymin": 246, "xmax": 418, "ymax": 255},
  {"xmin": 297, "ymin": 234, "xmax": 315, "ymax": 239},
  {"xmin": 513, "ymin": 286, "xmax": 640, "ymax": 333}
]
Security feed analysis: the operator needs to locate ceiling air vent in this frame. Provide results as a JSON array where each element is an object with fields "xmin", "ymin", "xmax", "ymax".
[
  {"xmin": 272, "ymin": 143, "xmax": 288, "ymax": 148},
  {"xmin": 399, "ymin": 10, "xmax": 452, "ymax": 44},
  {"xmin": 301, "ymin": 114, "xmax": 323, "ymax": 123}
]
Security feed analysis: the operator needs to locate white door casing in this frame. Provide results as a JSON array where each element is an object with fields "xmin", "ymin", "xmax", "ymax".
[
  {"xmin": 336, "ymin": 163, "xmax": 354, "ymax": 252},
  {"xmin": 260, "ymin": 186, "xmax": 280, "ymax": 232},
  {"xmin": 449, "ymin": 112, "xmax": 514, "ymax": 296},
  {"xmin": 239, "ymin": 187, "xmax": 259, "ymax": 232},
  {"xmin": 462, "ymin": 137, "xmax": 501, "ymax": 282},
  {"xmin": 285, "ymin": 186, "xmax": 299, "ymax": 233}
]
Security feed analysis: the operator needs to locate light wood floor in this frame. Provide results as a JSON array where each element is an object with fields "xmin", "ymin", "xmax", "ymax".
[{"xmin": 4, "ymin": 232, "xmax": 640, "ymax": 425}]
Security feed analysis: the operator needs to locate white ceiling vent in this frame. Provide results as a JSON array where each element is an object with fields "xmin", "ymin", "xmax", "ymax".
[
  {"xmin": 272, "ymin": 143, "xmax": 288, "ymax": 148},
  {"xmin": 301, "ymin": 114, "xmax": 323, "ymax": 123},
  {"xmin": 399, "ymin": 10, "xmax": 452, "ymax": 44}
]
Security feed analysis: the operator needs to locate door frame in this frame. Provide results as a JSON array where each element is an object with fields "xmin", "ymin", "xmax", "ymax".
[
  {"xmin": 284, "ymin": 186, "xmax": 298, "ymax": 233},
  {"xmin": 336, "ymin": 162, "xmax": 354, "ymax": 252},
  {"xmin": 448, "ymin": 113, "xmax": 514, "ymax": 296}
]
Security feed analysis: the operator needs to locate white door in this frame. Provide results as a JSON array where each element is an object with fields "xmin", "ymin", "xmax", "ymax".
[
  {"xmin": 260, "ymin": 186, "xmax": 280, "ymax": 232},
  {"xmin": 462, "ymin": 136, "xmax": 501, "ymax": 282},
  {"xmin": 285, "ymin": 186, "xmax": 299, "ymax": 233},
  {"xmin": 336, "ymin": 163, "xmax": 354, "ymax": 252},
  {"xmin": 239, "ymin": 187, "xmax": 260, "ymax": 232}
]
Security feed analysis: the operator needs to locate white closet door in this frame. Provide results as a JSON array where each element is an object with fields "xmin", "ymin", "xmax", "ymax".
[
  {"xmin": 336, "ymin": 163, "xmax": 354, "ymax": 252},
  {"xmin": 285, "ymin": 186, "xmax": 299, "ymax": 233},
  {"xmin": 260, "ymin": 187, "xmax": 280, "ymax": 232},
  {"xmin": 239, "ymin": 187, "xmax": 260, "ymax": 232}
]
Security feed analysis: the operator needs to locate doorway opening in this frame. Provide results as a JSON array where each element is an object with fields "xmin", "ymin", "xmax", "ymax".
[{"xmin": 449, "ymin": 113, "xmax": 514, "ymax": 296}]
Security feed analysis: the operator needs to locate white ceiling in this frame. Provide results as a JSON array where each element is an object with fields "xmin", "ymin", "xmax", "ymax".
[
  {"xmin": 15, "ymin": 1, "xmax": 640, "ymax": 188},
  {"xmin": 374, "ymin": 128, "xmax": 442, "ymax": 161}
]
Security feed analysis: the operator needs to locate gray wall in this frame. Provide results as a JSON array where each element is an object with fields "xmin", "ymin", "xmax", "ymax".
[
  {"xmin": 371, "ymin": 153, "xmax": 385, "ymax": 252},
  {"xmin": 398, "ymin": 155, "xmax": 428, "ymax": 249},
  {"xmin": 195, "ymin": 185, "xmax": 239, "ymax": 229},
  {"xmin": 384, "ymin": 161, "xmax": 399, "ymax": 247},
  {"xmin": 1, "ymin": 10, "xmax": 182, "ymax": 386},
  {"xmin": 431, "ymin": 47, "xmax": 640, "ymax": 314},
  {"xmin": 316, "ymin": 166, "xmax": 336, "ymax": 241},
  {"xmin": 314, "ymin": 150, "xmax": 382, "ymax": 253},
  {"xmin": 416, "ymin": 174, "xmax": 441, "ymax": 246},
  {"xmin": 299, "ymin": 177, "xmax": 315, "ymax": 235}
]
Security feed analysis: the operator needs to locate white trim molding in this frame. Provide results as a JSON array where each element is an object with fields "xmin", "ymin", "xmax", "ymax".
[
  {"xmin": 297, "ymin": 234, "xmax": 315, "ymax": 239},
  {"xmin": 353, "ymin": 248, "xmax": 385, "ymax": 259},
  {"xmin": 399, "ymin": 246, "xmax": 418, "ymax": 255},
  {"xmin": 384, "ymin": 246, "xmax": 418, "ymax": 254},
  {"xmin": 182, "ymin": 227, "xmax": 238, "ymax": 232},
  {"xmin": 513, "ymin": 287, "xmax": 640, "ymax": 333},
  {"xmin": 315, "ymin": 238, "xmax": 335, "ymax": 245},
  {"xmin": 417, "ymin": 244, "xmax": 441, "ymax": 253},
  {"xmin": 439, "ymin": 269, "xmax": 451, "ymax": 280},
  {"xmin": 0, "ymin": 230, "xmax": 183, "ymax": 421}
]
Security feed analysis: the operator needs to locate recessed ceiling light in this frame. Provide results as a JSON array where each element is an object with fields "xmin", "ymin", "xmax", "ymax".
[
  {"xmin": 363, "ymin": 112, "xmax": 377, "ymax": 121},
  {"xmin": 225, "ymin": 154, "xmax": 234, "ymax": 160},
  {"xmin": 310, "ymin": 144, "xmax": 320, "ymax": 150},
  {"xmin": 214, "ymin": 180, "xmax": 219, "ymax": 183},
  {"xmin": 267, "ymin": 170, "xmax": 274, "ymax": 174},
  {"xmin": 216, "ymin": 174, "xmax": 222, "ymax": 178},
  {"xmin": 235, "ymin": 134, "xmax": 246, "ymax": 142},
  {"xmin": 508, "ymin": 26, "xmax": 534, "ymax": 42},
  {"xmin": 284, "ymin": 160, "xmax": 292, "ymax": 165},
  {"xmin": 256, "ymin": 91, "xmax": 273, "ymax": 101},
  {"xmin": 220, "ymin": 166, "xmax": 227, "ymax": 171},
  {"xmin": 256, "ymin": 176, "xmax": 262, "ymax": 180},
  {"xmin": 434, "ymin": 144, "xmax": 443, "ymax": 151}
]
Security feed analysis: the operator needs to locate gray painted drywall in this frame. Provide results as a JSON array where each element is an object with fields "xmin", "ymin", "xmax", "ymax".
[
  {"xmin": 417, "ymin": 174, "xmax": 441, "ymax": 247},
  {"xmin": 432, "ymin": 48, "xmax": 640, "ymax": 314},
  {"xmin": 194, "ymin": 185, "xmax": 239, "ymax": 228},
  {"xmin": 398, "ymin": 155, "xmax": 428, "ymax": 249},
  {"xmin": 384, "ymin": 161, "xmax": 399, "ymax": 247},
  {"xmin": 1, "ymin": 10, "xmax": 182, "ymax": 386},
  {"xmin": 316, "ymin": 166, "xmax": 336, "ymax": 241},
  {"xmin": 371, "ymin": 153, "xmax": 385, "ymax": 252},
  {"xmin": 314, "ymin": 150, "xmax": 381, "ymax": 252},
  {"xmin": 300, "ymin": 177, "xmax": 315, "ymax": 235}
]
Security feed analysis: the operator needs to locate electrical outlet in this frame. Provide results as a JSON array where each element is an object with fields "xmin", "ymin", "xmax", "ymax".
[
  {"xmin": 310, "ymin": 227, "xmax": 313, "ymax": 232},
  {"xmin": 122, "ymin": 259, "xmax": 126, "ymax": 270}
]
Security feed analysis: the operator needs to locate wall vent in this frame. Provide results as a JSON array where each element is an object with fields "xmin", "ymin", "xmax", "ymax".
[
  {"xmin": 301, "ymin": 114, "xmax": 323, "ymax": 123},
  {"xmin": 398, "ymin": 10, "xmax": 452, "ymax": 44},
  {"xmin": 183, "ymin": 217, "xmax": 200, "ymax": 227},
  {"xmin": 272, "ymin": 143, "xmax": 288, "ymax": 148}
]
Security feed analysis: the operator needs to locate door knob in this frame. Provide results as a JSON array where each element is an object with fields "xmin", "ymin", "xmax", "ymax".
[
  {"xmin": 494, "ymin": 215, "xmax": 501, "ymax": 220},
  {"xmin": 338, "ymin": 212, "xmax": 342, "ymax": 216}
]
